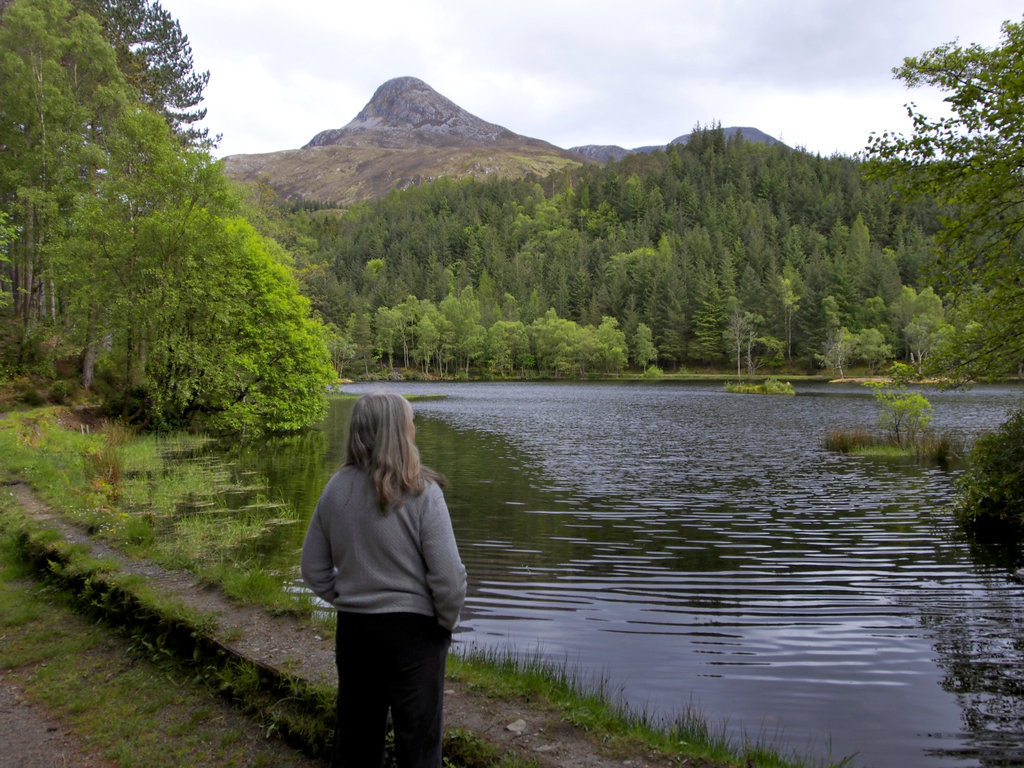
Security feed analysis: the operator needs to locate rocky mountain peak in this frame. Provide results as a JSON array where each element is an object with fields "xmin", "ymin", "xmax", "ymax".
[{"xmin": 304, "ymin": 76, "xmax": 518, "ymax": 149}]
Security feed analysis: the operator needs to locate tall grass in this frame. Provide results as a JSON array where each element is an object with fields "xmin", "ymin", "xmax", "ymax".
[
  {"xmin": 111, "ymin": 443, "xmax": 301, "ymax": 612},
  {"xmin": 825, "ymin": 428, "xmax": 876, "ymax": 453},
  {"xmin": 0, "ymin": 409, "xmax": 301, "ymax": 613},
  {"xmin": 826, "ymin": 427, "xmax": 957, "ymax": 462},
  {"xmin": 0, "ymin": 408, "xmax": 106, "ymax": 515},
  {"xmin": 449, "ymin": 645, "xmax": 853, "ymax": 768}
]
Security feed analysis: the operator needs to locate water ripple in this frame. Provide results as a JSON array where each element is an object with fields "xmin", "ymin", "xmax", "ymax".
[{"xmin": 344, "ymin": 380, "xmax": 1024, "ymax": 768}]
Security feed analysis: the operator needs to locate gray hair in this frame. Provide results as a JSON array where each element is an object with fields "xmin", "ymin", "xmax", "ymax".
[{"xmin": 345, "ymin": 392, "xmax": 445, "ymax": 513}]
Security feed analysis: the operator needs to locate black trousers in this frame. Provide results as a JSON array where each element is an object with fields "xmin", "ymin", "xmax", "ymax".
[{"xmin": 333, "ymin": 612, "xmax": 451, "ymax": 768}]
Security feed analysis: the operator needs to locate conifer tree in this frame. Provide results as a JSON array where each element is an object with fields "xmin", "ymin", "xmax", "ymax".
[{"xmin": 75, "ymin": 0, "xmax": 211, "ymax": 144}]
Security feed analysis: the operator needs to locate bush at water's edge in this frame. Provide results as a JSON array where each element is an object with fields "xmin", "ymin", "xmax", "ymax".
[{"xmin": 953, "ymin": 409, "xmax": 1024, "ymax": 538}]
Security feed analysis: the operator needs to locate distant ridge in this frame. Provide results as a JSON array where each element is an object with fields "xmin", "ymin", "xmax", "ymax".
[
  {"xmin": 570, "ymin": 144, "xmax": 633, "ymax": 163},
  {"xmin": 572, "ymin": 126, "xmax": 787, "ymax": 163}
]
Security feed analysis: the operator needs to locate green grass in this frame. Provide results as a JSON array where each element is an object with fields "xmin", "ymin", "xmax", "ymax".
[
  {"xmin": 440, "ymin": 729, "xmax": 539, "ymax": 768},
  {"xmin": 0, "ymin": 407, "xmax": 108, "ymax": 515},
  {"xmin": 0, "ymin": 410, "xmax": 303, "ymax": 614},
  {"xmin": 726, "ymin": 378, "xmax": 796, "ymax": 395},
  {"xmin": 0, "ymin": 410, "xmax": 287, "ymax": 613},
  {"xmin": 449, "ymin": 646, "xmax": 854, "ymax": 768},
  {"xmin": 0, "ymin": 504, "xmax": 322, "ymax": 768},
  {"xmin": 826, "ymin": 427, "xmax": 957, "ymax": 462}
]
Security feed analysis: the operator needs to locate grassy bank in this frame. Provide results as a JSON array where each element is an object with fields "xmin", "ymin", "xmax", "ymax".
[
  {"xmin": 0, "ymin": 505, "xmax": 326, "ymax": 767},
  {"xmin": 0, "ymin": 407, "xmax": 853, "ymax": 768},
  {"xmin": 447, "ymin": 648, "xmax": 856, "ymax": 768}
]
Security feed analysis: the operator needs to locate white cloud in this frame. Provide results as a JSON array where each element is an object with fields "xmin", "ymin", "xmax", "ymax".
[{"xmin": 167, "ymin": 0, "xmax": 1023, "ymax": 158}]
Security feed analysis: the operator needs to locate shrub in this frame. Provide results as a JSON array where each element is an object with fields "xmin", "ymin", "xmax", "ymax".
[
  {"xmin": 17, "ymin": 383, "xmax": 46, "ymax": 407},
  {"xmin": 826, "ymin": 425, "xmax": 958, "ymax": 462},
  {"xmin": 49, "ymin": 379, "xmax": 74, "ymax": 404},
  {"xmin": 762, "ymin": 377, "xmax": 795, "ymax": 394},
  {"xmin": 953, "ymin": 409, "xmax": 1024, "ymax": 535},
  {"xmin": 725, "ymin": 378, "xmax": 795, "ymax": 395},
  {"xmin": 864, "ymin": 370, "xmax": 933, "ymax": 447}
]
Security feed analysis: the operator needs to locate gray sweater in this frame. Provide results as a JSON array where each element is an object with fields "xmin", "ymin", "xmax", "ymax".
[{"xmin": 301, "ymin": 466, "xmax": 467, "ymax": 631}]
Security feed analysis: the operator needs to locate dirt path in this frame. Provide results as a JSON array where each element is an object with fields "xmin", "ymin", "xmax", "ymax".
[
  {"xmin": 0, "ymin": 675, "xmax": 115, "ymax": 768},
  {"xmin": 6, "ymin": 483, "xmax": 705, "ymax": 768}
]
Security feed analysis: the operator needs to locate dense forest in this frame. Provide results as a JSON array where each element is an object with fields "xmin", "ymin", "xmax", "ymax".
[{"xmin": 281, "ymin": 133, "xmax": 947, "ymax": 378}]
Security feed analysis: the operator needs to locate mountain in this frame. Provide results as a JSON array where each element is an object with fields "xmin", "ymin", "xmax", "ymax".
[
  {"xmin": 221, "ymin": 77, "xmax": 589, "ymax": 206},
  {"xmin": 572, "ymin": 126, "xmax": 788, "ymax": 163},
  {"xmin": 305, "ymin": 76, "xmax": 519, "ymax": 149},
  {"xmin": 221, "ymin": 78, "xmax": 788, "ymax": 207}
]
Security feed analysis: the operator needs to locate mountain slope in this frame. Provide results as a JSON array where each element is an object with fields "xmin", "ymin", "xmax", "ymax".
[
  {"xmin": 222, "ymin": 77, "xmax": 790, "ymax": 206},
  {"xmin": 305, "ymin": 76, "xmax": 519, "ymax": 149},
  {"xmin": 222, "ymin": 77, "xmax": 589, "ymax": 206}
]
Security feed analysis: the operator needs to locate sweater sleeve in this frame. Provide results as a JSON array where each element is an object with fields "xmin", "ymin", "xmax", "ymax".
[
  {"xmin": 420, "ymin": 484, "xmax": 467, "ymax": 631},
  {"xmin": 300, "ymin": 501, "xmax": 338, "ymax": 604}
]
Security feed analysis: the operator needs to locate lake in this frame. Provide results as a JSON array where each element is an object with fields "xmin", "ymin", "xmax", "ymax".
[{"xmin": 224, "ymin": 380, "xmax": 1024, "ymax": 768}]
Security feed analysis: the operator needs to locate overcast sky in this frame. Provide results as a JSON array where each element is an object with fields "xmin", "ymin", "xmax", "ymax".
[{"xmin": 167, "ymin": 0, "xmax": 1022, "ymax": 160}]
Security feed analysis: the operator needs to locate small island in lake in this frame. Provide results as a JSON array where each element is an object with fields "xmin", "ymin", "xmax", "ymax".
[{"xmin": 725, "ymin": 378, "xmax": 795, "ymax": 395}]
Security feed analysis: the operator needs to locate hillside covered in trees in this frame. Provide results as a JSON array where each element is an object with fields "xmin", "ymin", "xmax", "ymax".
[{"xmin": 283, "ymin": 130, "xmax": 947, "ymax": 379}]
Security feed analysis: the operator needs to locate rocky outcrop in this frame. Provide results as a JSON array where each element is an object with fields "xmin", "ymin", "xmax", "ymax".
[{"xmin": 306, "ymin": 76, "xmax": 536, "ymax": 150}]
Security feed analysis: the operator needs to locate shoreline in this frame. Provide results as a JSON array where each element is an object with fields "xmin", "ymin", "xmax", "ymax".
[
  {"xmin": 0, "ymin": 409, "xmax": 839, "ymax": 765},
  {"xmin": 0, "ymin": 477, "xmax": 760, "ymax": 768}
]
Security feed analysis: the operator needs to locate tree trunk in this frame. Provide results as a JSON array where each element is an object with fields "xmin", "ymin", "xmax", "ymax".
[{"xmin": 80, "ymin": 307, "xmax": 98, "ymax": 390}]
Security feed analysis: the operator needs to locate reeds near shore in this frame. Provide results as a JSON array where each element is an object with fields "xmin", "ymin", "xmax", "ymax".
[{"xmin": 826, "ymin": 427, "xmax": 957, "ymax": 462}]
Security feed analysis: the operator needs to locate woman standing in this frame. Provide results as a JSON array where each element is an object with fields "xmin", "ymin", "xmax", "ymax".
[{"xmin": 302, "ymin": 392, "xmax": 467, "ymax": 768}]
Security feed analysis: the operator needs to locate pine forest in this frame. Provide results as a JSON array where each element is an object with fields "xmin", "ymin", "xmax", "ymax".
[{"xmin": 284, "ymin": 134, "xmax": 946, "ymax": 381}]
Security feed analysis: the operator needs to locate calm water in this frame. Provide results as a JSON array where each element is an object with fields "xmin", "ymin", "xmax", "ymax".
[{"xmin": 221, "ymin": 381, "xmax": 1024, "ymax": 768}]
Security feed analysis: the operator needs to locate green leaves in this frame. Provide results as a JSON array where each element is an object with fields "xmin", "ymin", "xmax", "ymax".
[
  {"xmin": 954, "ymin": 409, "xmax": 1024, "ymax": 534},
  {"xmin": 196, "ymin": 219, "xmax": 334, "ymax": 435},
  {"xmin": 0, "ymin": 0, "xmax": 128, "ymax": 322},
  {"xmin": 76, "ymin": 0, "xmax": 211, "ymax": 143},
  {"xmin": 864, "ymin": 373, "xmax": 933, "ymax": 448},
  {"xmin": 1, "ymin": 2, "xmax": 332, "ymax": 435},
  {"xmin": 865, "ymin": 18, "xmax": 1024, "ymax": 381}
]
